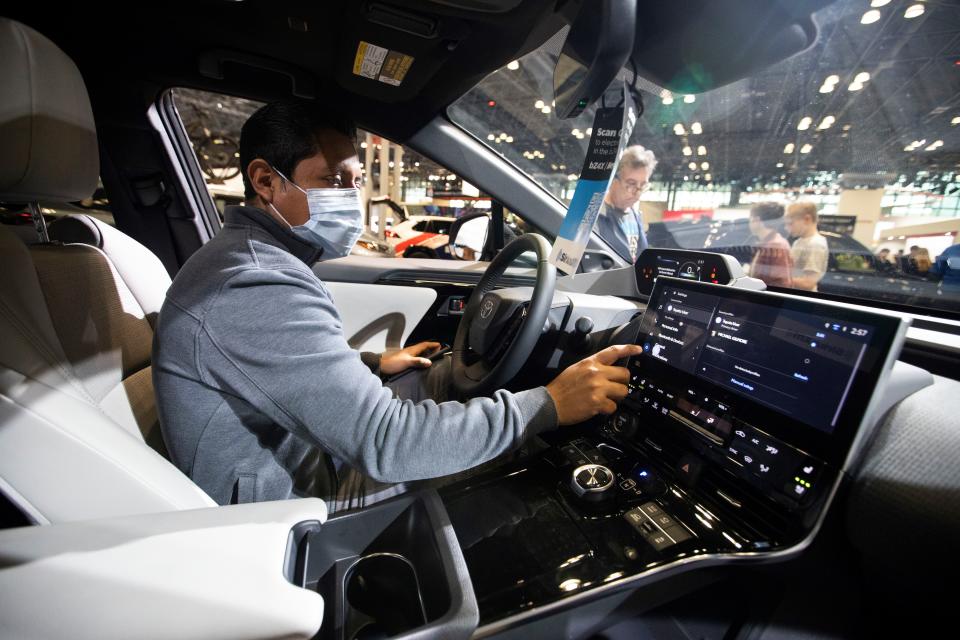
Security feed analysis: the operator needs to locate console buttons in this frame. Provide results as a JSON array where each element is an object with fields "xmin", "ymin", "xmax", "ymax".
[
  {"xmin": 648, "ymin": 533, "xmax": 673, "ymax": 552},
  {"xmin": 654, "ymin": 513, "xmax": 675, "ymax": 528},
  {"xmin": 676, "ymin": 454, "xmax": 703, "ymax": 487},
  {"xmin": 619, "ymin": 478, "xmax": 637, "ymax": 492},
  {"xmin": 585, "ymin": 448, "xmax": 607, "ymax": 464},
  {"xmin": 560, "ymin": 445, "xmax": 589, "ymax": 466},
  {"xmin": 640, "ymin": 502, "xmax": 662, "ymax": 517}
]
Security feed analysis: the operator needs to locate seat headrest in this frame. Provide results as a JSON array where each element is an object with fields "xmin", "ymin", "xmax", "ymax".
[{"xmin": 0, "ymin": 18, "xmax": 98, "ymax": 202}]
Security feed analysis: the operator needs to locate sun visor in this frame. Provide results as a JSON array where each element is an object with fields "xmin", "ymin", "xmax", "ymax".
[{"xmin": 335, "ymin": 3, "xmax": 471, "ymax": 103}]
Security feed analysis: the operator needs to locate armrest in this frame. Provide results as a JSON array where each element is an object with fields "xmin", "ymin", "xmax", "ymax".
[{"xmin": 0, "ymin": 498, "xmax": 328, "ymax": 640}]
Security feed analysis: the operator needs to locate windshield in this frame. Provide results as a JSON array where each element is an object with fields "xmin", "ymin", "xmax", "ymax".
[{"xmin": 449, "ymin": 0, "xmax": 960, "ymax": 316}]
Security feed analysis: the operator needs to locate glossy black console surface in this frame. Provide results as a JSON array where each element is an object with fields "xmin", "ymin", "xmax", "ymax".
[{"xmin": 440, "ymin": 422, "xmax": 834, "ymax": 627}]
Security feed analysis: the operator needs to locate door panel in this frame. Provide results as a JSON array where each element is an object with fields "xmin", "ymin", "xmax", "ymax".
[{"xmin": 323, "ymin": 282, "xmax": 436, "ymax": 352}]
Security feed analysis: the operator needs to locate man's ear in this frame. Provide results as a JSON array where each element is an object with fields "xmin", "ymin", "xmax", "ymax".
[{"xmin": 247, "ymin": 159, "xmax": 276, "ymax": 205}]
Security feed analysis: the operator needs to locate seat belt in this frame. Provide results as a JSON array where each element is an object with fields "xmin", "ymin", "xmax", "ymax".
[{"xmin": 28, "ymin": 202, "xmax": 50, "ymax": 243}]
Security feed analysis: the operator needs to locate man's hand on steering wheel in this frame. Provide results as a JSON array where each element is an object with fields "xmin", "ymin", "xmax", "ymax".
[
  {"xmin": 381, "ymin": 341, "xmax": 443, "ymax": 376},
  {"xmin": 546, "ymin": 344, "xmax": 644, "ymax": 425}
]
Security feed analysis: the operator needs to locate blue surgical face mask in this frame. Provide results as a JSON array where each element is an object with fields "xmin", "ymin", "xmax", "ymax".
[{"xmin": 268, "ymin": 166, "xmax": 363, "ymax": 261}]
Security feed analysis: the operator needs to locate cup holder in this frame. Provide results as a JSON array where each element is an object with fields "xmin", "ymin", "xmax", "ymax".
[{"xmin": 342, "ymin": 553, "xmax": 428, "ymax": 640}]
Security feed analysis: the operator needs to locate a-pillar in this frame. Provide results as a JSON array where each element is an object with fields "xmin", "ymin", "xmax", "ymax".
[
  {"xmin": 391, "ymin": 146, "xmax": 403, "ymax": 204},
  {"xmin": 363, "ymin": 132, "xmax": 374, "ymax": 228},
  {"xmin": 377, "ymin": 139, "xmax": 390, "ymax": 239}
]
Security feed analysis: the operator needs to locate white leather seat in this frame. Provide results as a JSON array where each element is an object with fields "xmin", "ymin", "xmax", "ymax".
[{"xmin": 0, "ymin": 17, "xmax": 214, "ymax": 524}]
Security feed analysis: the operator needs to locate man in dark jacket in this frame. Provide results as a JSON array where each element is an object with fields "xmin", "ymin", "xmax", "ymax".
[{"xmin": 153, "ymin": 101, "xmax": 640, "ymax": 512}]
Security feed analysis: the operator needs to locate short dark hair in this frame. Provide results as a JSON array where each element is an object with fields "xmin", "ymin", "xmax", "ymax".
[
  {"xmin": 239, "ymin": 100, "xmax": 357, "ymax": 200},
  {"xmin": 750, "ymin": 201, "xmax": 784, "ymax": 223}
]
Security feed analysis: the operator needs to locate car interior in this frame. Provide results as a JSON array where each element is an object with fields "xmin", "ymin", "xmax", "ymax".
[{"xmin": 1, "ymin": 1, "xmax": 958, "ymax": 639}]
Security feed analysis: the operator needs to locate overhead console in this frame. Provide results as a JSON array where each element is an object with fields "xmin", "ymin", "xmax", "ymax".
[{"xmin": 442, "ymin": 277, "xmax": 910, "ymax": 633}]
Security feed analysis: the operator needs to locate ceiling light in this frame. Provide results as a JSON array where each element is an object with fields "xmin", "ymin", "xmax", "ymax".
[
  {"xmin": 904, "ymin": 145, "xmax": 914, "ymax": 152},
  {"xmin": 848, "ymin": 82, "xmax": 864, "ymax": 91},
  {"xmin": 388, "ymin": 161, "xmax": 395, "ymax": 168},
  {"xmin": 586, "ymin": 128, "xmax": 592, "ymax": 135},
  {"xmin": 689, "ymin": 162, "xmax": 697, "ymax": 170},
  {"xmin": 691, "ymin": 122, "xmax": 702, "ymax": 134},
  {"xmin": 800, "ymin": 144, "xmax": 813, "ymax": 153},
  {"xmin": 861, "ymin": 10, "xmax": 881, "ymax": 25},
  {"xmin": 684, "ymin": 95, "xmax": 695, "ymax": 103},
  {"xmin": 506, "ymin": 60, "xmax": 520, "ymax": 71},
  {"xmin": 701, "ymin": 162, "xmax": 709, "ymax": 170},
  {"xmin": 842, "ymin": 124, "xmax": 852, "ymax": 131},
  {"xmin": 534, "ymin": 99, "xmax": 544, "ymax": 109},
  {"xmin": 952, "ymin": 116, "xmax": 960, "ymax": 125},
  {"xmin": 871, "ymin": 0, "xmax": 890, "ymax": 6},
  {"xmin": 925, "ymin": 140, "xmax": 943, "ymax": 151},
  {"xmin": 541, "ymin": 106, "xmax": 551, "ymax": 114},
  {"xmin": 506, "ymin": 136, "xmax": 513, "ymax": 143},
  {"xmin": 854, "ymin": 71, "xmax": 871, "ymax": 83},
  {"xmin": 704, "ymin": 173, "xmax": 712, "ymax": 181},
  {"xmin": 797, "ymin": 117, "xmax": 812, "ymax": 131},
  {"xmin": 571, "ymin": 129, "xmax": 581, "ymax": 136},
  {"xmin": 818, "ymin": 116, "xmax": 836, "ymax": 130},
  {"xmin": 674, "ymin": 123, "xmax": 686, "ymax": 135},
  {"xmin": 486, "ymin": 134, "xmax": 494, "ymax": 141},
  {"xmin": 662, "ymin": 96, "xmax": 674, "ymax": 105},
  {"xmin": 697, "ymin": 145, "xmax": 707, "ymax": 155},
  {"xmin": 567, "ymin": 174, "xmax": 578, "ymax": 181},
  {"xmin": 904, "ymin": 4, "xmax": 925, "ymax": 19},
  {"xmin": 575, "ymin": 132, "xmax": 585, "ymax": 139},
  {"xmin": 776, "ymin": 162, "xmax": 784, "ymax": 168},
  {"xmin": 682, "ymin": 146, "xmax": 692, "ymax": 156},
  {"xmin": 819, "ymin": 84, "xmax": 834, "ymax": 94},
  {"xmin": 825, "ymin": 74, "xmax": 840, "ymax": 85},
  {"xmin": 414, "ymin": 162, "xmax": 420, "ymax": 167},
  {"xmin": 784, "ymin": 143, "xmax": 795, "ymax": 154}
]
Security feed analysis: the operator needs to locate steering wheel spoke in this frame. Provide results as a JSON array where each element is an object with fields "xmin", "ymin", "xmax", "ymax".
[{"xmin": 451, "ymin": 234, "xmax": 556, "ymax": 396}]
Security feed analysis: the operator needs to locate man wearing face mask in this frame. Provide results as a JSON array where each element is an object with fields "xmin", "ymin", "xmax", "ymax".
[{"xmin": 153, "ymin": 101, "xmax": 640, "ymax": 512}]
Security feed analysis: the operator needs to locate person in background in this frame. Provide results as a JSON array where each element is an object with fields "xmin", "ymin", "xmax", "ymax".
[
  {"xmin": 875, "ymin": 248, "xmax": 896, "ymax": 274},
  {"xmin": 747, "ymin": 202, "xmax": 792, "ymax": 288},
  {"xmin": 596, "ymin": 145, "xmax": 656, "ymax": 263},
  {"xmin": 914, "ymin": 247, "xmax": 932, "ymax": 275},
  {"xmin": 784, "ymin": 201, "xmax": 829, "ymax": 291},
  {"xmin": 933, "ymin": 244, "xmax": 960, "ymax": 292}
]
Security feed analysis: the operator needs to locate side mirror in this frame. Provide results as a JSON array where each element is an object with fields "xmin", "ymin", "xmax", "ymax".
[
  {"xmin": 450, "ymin": 216, "xmax": 489, "ymax": 261},
  {"xmin": 579, "ymin": 251, "xmax": 616, "ymax": 272}
]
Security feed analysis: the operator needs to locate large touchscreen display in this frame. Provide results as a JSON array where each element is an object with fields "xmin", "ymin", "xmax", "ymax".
[{"xmin": 633, "ymin": 279, "xmax": 899, "ymax": 435}]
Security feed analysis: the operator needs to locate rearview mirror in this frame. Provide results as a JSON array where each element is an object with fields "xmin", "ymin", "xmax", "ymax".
[{"xmin": 553, "ymin": 0, "xmax": 637, "ymax": 119}]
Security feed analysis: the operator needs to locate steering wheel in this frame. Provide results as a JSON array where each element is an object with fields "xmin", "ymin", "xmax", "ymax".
[{"xmin": 452, "ymin": 233, "xmax": 557, "ymax": 396}]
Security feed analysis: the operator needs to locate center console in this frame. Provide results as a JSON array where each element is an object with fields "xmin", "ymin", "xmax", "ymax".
[{"xmin": 441, "ymin": 277, "xmax": 909, "ymax": 634}]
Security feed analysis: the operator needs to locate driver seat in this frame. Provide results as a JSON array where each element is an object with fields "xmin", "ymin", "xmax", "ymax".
[{"xmin": 0, "ymin": 17, "xmax": 214, "ymax": 523}]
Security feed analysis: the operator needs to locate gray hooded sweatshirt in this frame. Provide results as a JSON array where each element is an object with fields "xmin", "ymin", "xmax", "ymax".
[{"xmin": 153, "ymin": 205, "xmax": 557, "ymax": 510}]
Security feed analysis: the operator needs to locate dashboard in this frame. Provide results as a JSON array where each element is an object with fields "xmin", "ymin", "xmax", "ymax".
[
  {"xmin": 442, "ymin": 271, "xmax": 911, "ymax": 629},
  {"xmin": 634, "ymin": 248, "xmax": 737, "ymax": 297}
]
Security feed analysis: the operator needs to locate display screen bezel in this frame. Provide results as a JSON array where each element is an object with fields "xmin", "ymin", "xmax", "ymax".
[{"xmin": 626, "ymin": 277, "xmax": 904, "ymax": 466}]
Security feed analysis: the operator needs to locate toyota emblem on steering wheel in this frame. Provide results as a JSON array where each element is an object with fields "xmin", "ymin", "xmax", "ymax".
[{"xmin": 480, "ymin": 298, "xmax": 495, "ymax": 319}]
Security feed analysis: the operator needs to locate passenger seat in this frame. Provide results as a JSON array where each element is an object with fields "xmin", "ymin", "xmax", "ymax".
[{"xmin": 0, "ymin": 17, "xmax": 214, "ymax": 524}]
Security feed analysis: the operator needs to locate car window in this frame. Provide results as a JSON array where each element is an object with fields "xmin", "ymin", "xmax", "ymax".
[
  {"xmin": 170, "ymin": 87, "xmax": 537, "ymax": 262},
  {"xmin": 448, "ymin": 0, "xmax": 960, "ymax": 315}
]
